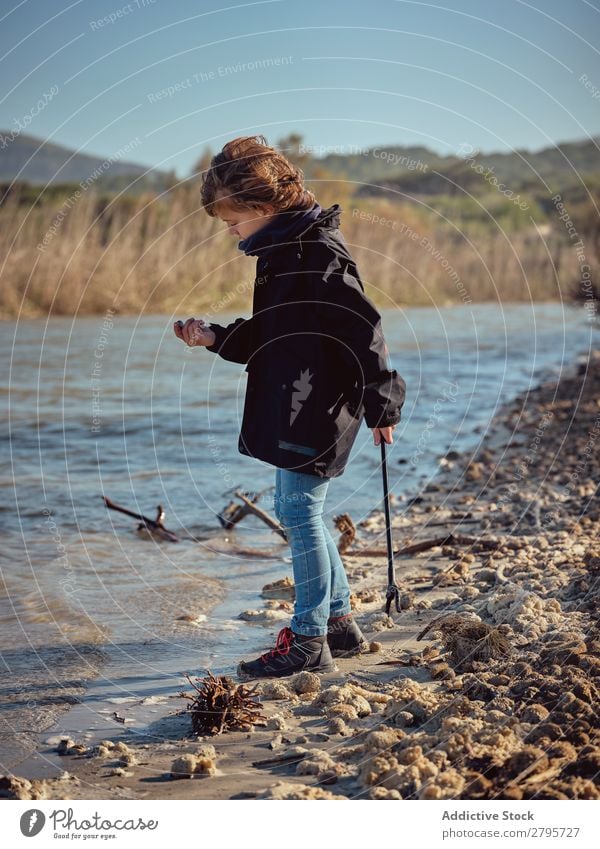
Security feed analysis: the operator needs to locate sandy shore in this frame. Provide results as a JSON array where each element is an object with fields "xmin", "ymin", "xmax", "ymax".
[{"xmin": 2, "ymin": 349, "xmax": 599, "ymax": 801}]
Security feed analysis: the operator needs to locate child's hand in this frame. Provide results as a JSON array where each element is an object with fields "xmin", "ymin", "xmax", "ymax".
[
  {"xmin": 372, "ymin": 425, "xmax": 396, "ymax": 446},
  {"xmin": 174, "ymin": 318, "xmax": 216, "ymax": 347}
]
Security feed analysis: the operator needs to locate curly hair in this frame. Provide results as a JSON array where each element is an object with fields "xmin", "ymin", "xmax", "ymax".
[{"xmin": 200, "ymin": 135, "xmax": 316, "ymax": 217}]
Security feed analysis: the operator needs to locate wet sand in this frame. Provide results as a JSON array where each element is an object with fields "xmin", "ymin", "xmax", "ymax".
[{"xmin": 2, "ymin": 349, "xmax": 598, "ymax": 801}]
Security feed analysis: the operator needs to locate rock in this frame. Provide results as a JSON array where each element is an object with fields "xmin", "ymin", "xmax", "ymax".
[
  {"xmin": 196, "ymin": 744, "xmax": 217, "ymax": 760},
  {"xmin": 263, "ymin": 599, "xmax": 293, "ymax": 612},
  {"xmin": 265, "ymin": 715, "xmax": 288, "ymax": 731},
  {"xmin": 261, "ymin": 576, "xmax": 295, "ymax": 600},
  {"xmin": 169, "ymin": 746, "xmax": 219, "ymax": 778},
  {"xmin": 256, "ymin": 781, "xmax": 347, "ymax": 799},
  {"xmin": 0, "ymin": 772, "xmax": 78, "ymax": 800},
  {"xmin": 364, "ymin": 728, "xmax": 405, "ymax": 751},
  {"xmin": 328, "ymin": 717, "xmax": 349, "ymax": 735},
  {"xmin": 419, "ymin": 769, "xmax": 466, "ymax": 799},
  {"xmin": 93, "ymin": 745, "xmax": 112, "ymax": 759},
  {"xmin": 290, "ymin": 671, "xmax": 321, "ymax": 695},
  {"xmin": 238, "ymin": 609, "xmax": 289, "ymax": 623},
  {"xmin": 0, "ymin": 775, "xmax": 34, "ymax": 800},
  {"xmin": 400, "ymin": 592, "xmax": 415, "ymax": 609},
  {"xmin": 195, "ymin": 756, "xmax": 218, "ymax": 776},
  {"xmin": 466, "ymin": 462, "xmax": 485, "ymax": 481},
  {"xmin": 312, "ymin": 684, "xmax": 372, "ymax": 717},
  {"xmin": 56, "ymin": 737, "xmax": 86, "ymax": 756},
  {"xmin": 170, "ymin": 755, "xmax": 198, "ymax": 779},
  {"xmin": 360, "ymin": 612, "xmax": 394, "ymax": 632},
  {"xmin": 520, "ymin": 704, "xmax": 549, "ymax": 724},
  {"xmin": 257, "ymin": 680, "xmax": 294, "ymax": 700},
  {"xmin": 354, "ymin": 589, "xmax": 383, "ymax": 604},
  {"xmin": 368, "ymin": 786, "xmax": 402, "ymax": 799},
  {"xmin": 326, "ymin": 703, "xmax": 359, "ymax": 722},
  {"xmin": 296, "ymin": 749, "xmax": 346, "ymax": 779}
]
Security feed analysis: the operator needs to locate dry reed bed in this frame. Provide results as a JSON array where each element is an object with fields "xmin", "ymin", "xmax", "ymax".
[{"xmin": 0, "ymin": 186, "xmax": 588, "ymax": 318}]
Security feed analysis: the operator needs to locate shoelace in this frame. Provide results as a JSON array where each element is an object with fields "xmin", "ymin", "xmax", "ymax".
[{"xmin": 260, "ymin": 626, "xmax": 294, "ymax": 662}]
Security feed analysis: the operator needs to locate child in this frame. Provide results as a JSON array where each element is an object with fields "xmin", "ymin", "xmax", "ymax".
[{"xmin": 174, "ymin": 135, "xmax": 406, "ymax": 679}]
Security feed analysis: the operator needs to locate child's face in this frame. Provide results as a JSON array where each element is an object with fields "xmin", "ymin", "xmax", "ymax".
[{"xmin": 215, "ymin": 201, "xmax": 278, "ymax": 240}]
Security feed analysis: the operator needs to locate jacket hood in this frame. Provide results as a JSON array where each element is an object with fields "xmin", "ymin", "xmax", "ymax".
[
  {"xmin": 237, "ymin": 202, "xmax": 342, "ymax": 257},
  {"xmin": 297, "ymin": 203, "xmax": 342, "ymax": 236}
]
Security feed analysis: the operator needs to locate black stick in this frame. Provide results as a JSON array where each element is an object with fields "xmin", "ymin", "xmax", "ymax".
[{"xmin": 381, "ymin": 439, "xmax": 400, "ymax": 614}]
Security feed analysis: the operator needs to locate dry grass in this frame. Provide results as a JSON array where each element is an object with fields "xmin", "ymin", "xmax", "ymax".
[{"xmin": 0, "ymin": 182, "xmax": 589, "ymax": 319}]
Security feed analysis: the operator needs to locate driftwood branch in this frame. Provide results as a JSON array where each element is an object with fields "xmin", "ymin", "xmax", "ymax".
[
  {"xmin": 103, "ymin": 496, "xmax": 179, "ymax": 542},
  {"xmin": 217, "ymin": 487, "xmax": 267, "ymax": 528},
  {"xmin": 204, "ymin": 543, "xmax": 287, "ymax": 559},
  {"xmin": 234, "ymin": 490, "xmax": 287, "ymax": 540},
  {"xmin": 422, "ymin": 518, "xmax": 482, "ymax": 527},
  {"xmin": 217, "ymin": 491, "xmax": 256, "ymax": 529},
  {"xmin": 217, "ymin": 487, "xmax": 287, "ymax": 541},
  {"xmin": 252, "ymin": 750, "xmax": 309, "ymax": 768},
  {"xmin": 340, "ymin": 533, "xmax": 502, "ymax": 558},
  {"xmin": 332, "ymin": 513, "xmax": 501, "ymax": 559}
]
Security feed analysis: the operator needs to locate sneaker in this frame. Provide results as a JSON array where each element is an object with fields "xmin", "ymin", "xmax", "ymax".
[
  {"xmin": 237, "ymin": 626, "xmax": 336, "ymax": 680},
  {"xmin": 327, "ymin": 613, "xmax": 369, "ymax": 657}
]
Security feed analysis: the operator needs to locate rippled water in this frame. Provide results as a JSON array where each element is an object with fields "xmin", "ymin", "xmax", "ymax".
[{"xmin": 0, "ymin": 303, "xmax": 595, "ymax": 773}]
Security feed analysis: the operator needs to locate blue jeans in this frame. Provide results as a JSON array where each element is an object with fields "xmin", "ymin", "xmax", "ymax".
[{"xmin": 273, "ymin": 467, "xmax": 352, "ymax": 636}]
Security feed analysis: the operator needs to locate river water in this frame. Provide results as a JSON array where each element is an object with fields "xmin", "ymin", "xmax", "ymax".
[{"xmin": 0, "ymin": 303, "xmax": 595, "ymax": 775}]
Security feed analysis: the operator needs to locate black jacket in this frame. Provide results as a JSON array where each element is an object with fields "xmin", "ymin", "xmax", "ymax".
[{"xmin": 205, "ymin": 203, "xmax": 406, "ymax": 478}]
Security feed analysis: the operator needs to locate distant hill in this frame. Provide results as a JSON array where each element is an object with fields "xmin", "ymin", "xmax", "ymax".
[
  {"xmin": 0, "ymin": 132, "xmax": 174, "ymax": 193},
  {"xmin": 305, "ymin": 145, "xmax": 449, "ymax": 182},
  {"xmin": 1, "ymin": 131, "xmax": 597, "ymax": 202},
  {"xmin": 303, "ymin": 136, "xmax": 600, "ymax": 194}
]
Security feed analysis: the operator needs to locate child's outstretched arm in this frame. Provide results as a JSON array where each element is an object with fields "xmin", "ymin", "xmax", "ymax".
[
  {"xmin": 204, "ymin": 316, "xmax": 256, "ymax": 364},
  {"xmin": 174, "ymin": 316, "xmax": 254, "ymax": 364}
]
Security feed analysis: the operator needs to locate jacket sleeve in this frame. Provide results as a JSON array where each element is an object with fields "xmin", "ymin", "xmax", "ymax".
[
  {"xmin": 311, "ymin": 244, "xmax": 406, "ymax": 429},
  {"xmin": 204, "ymin": 316, "xmax": 254, "ymax": 364}
]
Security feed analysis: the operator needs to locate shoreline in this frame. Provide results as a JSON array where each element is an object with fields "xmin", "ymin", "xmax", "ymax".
[
  {"xmin": 2, "ymin": 347, "xmax": 599, "ymax": 800},
  {"xmin": 0, "ymin": 299, "xmax": 589, "ymax": 322}
]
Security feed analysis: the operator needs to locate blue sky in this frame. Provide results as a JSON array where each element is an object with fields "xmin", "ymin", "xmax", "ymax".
[{"xmin": 1, "ymin": 0, "xmax": 599, "ymax": 176}]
